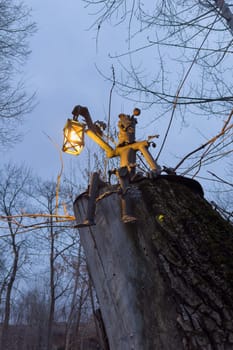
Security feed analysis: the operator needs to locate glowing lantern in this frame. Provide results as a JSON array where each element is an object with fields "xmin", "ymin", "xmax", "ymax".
[{"xmin": 62, "ymin": 119, "xmax": 85, "ymax": 155}]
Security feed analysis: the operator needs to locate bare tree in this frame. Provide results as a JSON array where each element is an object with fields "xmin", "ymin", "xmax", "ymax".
[
  {"xmin": 0, "ymin": 163, "xmax": 32, "ymax": 349},
  {"xmin": 208, "ymin": 165, "xmax": 233, "ymax": 223},
  {"xmin": 62, "ymin": 243, "xmax": 93, "ymax": 350},
  {"xmin": 84, "ymin": 1, "xmax": 233, "ymax": 108},
  {"xmin": 0, "ymin": 164, "xmax": 101, "ymax": 349},
  {"xmin": 30, "ymin": 179, "xmax": 81, "ymax": 350},
  {"xmin": 82, "ymin": 0, "xmax": 233, "ymax": 185},
  {"xmin": 0, "ymin": 0, "xmax": 36, "ymax": 147}
]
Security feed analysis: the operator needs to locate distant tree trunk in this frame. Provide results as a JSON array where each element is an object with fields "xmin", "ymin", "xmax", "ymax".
[
  {"xmin": 65, "ymin": 245, "xmax": 82, "ymax": 350},
  {"xmin": 74, "ymin": 176, "xmax": 233, "ymax": 350},
  {"xmin": 47, "ymin": 217, "xmax": 55, "ymax": 350},
  {"xmin": 72, "ymin": 287, "xmax": 84, "ymax": 349},
  {"xmin": 0, "ymin": 233, "xmax": 19, "ymax": 350}
]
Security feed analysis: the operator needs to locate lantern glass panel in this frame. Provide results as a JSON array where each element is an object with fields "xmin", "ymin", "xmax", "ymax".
[{"xmin": 62, "ymin": 119, "xmax": 85, "ymax": 155}]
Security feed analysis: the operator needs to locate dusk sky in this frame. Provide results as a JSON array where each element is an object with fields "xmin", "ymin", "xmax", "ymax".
[
  {"xmin": 1, "ymin": 1, "xmax": 228, "ymax": 198},
  {"xmin": 2, "ymin": 1, "xmax": 139, "ymax": 180}
]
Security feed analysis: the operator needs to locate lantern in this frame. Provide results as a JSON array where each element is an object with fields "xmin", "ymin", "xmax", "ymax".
[{"xmin": 62, "ymin": 119, "xmax": 85, "ymax": 155}]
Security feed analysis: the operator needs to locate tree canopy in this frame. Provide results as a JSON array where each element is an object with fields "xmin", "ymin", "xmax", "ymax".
[{"xmin": 82, "ymin": 0, "xmax": 233, "ymax": 212}]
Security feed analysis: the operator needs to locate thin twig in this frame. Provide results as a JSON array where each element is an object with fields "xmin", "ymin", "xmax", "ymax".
[
  {"xmin": 174, "ymin": 119, "xmax": 233, "ymax": 172},
  {"xmin": 104, "ymin": 65, "xmax": 116, "ymax": 179},
  {"xmin": 43, "ymin": 132, "xmax": 64, "ymax": 219},
  {"xmin": 208, "ymin": 171, "xmax": 233, "ymax": 187},
  {"xmin": 107, "ymin": 65, "xmax": 116, "ymax": 138},
  {"xmin": 156, "ymin": 14, "xmax": 219, "ymax": 161}
]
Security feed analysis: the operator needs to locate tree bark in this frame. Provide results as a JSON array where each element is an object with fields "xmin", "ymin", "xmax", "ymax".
[
  {"xmin": 74, "ymin": 176, "xmax": 233, "ymax": 350},
  {"xmin": 214, "ymin": 0, "xmax": 233, "ymax": 35}
]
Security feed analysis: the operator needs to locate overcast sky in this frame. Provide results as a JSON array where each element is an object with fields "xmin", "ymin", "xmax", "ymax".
[{"xmin": 1, "ymin": 1, "xmax": 226, "ymax": 197}]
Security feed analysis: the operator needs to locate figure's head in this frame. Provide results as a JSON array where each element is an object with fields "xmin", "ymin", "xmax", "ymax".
[{"xmin": 133, "ymin": 108, "xmax": 141, "ymax": 117}]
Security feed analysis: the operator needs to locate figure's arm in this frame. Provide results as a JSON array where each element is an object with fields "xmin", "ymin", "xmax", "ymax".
[
  {"xmin": 72, "ymin": 105, "xmax": 95, "ymax": 131},
  {"xmin": 72, "ymin": 105, "xmax": 114, "ymax": 157}
]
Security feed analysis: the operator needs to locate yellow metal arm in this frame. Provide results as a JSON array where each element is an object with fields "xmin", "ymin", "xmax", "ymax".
[{"xmin": 85, "ymin": 129, "xmax": 114, "ymax": 157}]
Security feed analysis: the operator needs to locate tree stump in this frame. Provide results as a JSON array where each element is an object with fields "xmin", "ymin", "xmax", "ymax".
[{"xmin": 73, "ymin": 176, "xmax": 233, "ymax": 350}]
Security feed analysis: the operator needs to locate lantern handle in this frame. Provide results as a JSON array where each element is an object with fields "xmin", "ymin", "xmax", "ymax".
[
  {"xmin": 72, "ymin": 105, "xmax": 93, "ymax": 129},
  {"xmin": 72, "ymin": 105, "xmax": 104, "ymax": 136}
]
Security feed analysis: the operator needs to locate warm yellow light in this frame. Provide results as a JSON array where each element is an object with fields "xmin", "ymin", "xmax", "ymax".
[{"xmin": 62, "ymin": 119, "xmax": 85, "ymax": 155}]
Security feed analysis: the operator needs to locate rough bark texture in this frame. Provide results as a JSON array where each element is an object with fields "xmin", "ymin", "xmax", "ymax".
[{"xmin": 74, "ymin": 176, "xmax": 233, "ymax": 350}]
